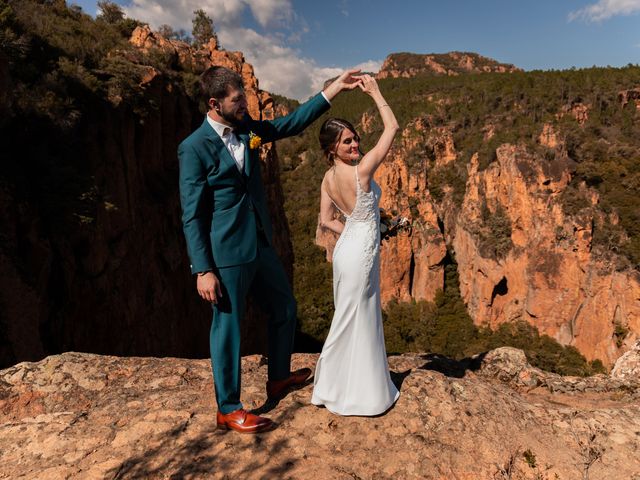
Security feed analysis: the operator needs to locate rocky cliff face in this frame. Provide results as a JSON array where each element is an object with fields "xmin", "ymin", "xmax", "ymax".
[
  {"xmin": 0, "ymin": 53, "xmax": 9, "ymax": 121},
  {"xmin": 415, "ymin": 122, "xmax": 639, "ymax": 366},
  {"xmin": 619, "ymin": 87, "xmax": 640, "ymax": 110},
  {"xmin": 453, "ymin": 143, "xmax": 640, "ymax": 365},
  {"xmin": 0, "ymin": 27, "xmax": 292, "ymax": 368},
  {"xmin": 1, "ymin": 350, "xmax": 638, "ymax": 479},
  {"xmin": 377, "ymin": 51, "xmax": 521, "ymax": 79}
]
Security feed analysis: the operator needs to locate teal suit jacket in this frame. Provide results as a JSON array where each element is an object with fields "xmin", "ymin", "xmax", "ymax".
[{"xmin": 178, "ymin": 92, "xmax": 330, "ymax": 273}]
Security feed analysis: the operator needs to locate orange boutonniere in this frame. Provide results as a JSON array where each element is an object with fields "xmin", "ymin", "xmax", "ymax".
[{"xmin": 249, "ymin": 131, "xmax": 262, "ymax": 149}]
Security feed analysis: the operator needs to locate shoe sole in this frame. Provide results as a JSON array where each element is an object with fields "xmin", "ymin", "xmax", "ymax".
[{"xmin": 217, "ymin": 421, "xmax": 274, "ymax": 434}]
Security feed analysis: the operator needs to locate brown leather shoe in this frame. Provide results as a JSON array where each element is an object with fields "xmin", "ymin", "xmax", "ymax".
[
  {"xmin": 266, "ymin": 368, "xmax": 312, "ymax": 400},
  {"xmin": 216, "ymin": 409, "xmax": 274, "ymax": 434}
]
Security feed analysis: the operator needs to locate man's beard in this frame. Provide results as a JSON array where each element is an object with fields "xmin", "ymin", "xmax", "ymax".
[{"xmin": 219, "ymin": 108, "xmax": 243, "ymax": 127}]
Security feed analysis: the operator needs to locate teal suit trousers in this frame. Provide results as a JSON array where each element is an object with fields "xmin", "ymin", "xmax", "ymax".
[{"xmin": 212, "ymin": 236, "xmax": 296, "ymax": 413}]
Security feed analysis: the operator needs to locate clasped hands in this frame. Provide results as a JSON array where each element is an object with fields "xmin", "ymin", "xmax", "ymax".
[{"xmin": 323, "ymin": 69, "xmax": 381, "ymax": 101}]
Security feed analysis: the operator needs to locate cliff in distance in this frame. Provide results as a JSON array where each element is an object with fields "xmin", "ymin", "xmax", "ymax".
[{"xmin": 377, "ymin": 51, "xmax": 521, "ymax": 79}]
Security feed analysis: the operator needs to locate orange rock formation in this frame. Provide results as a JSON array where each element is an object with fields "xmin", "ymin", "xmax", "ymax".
[{"xmin": 377, "ymin": 51, "xmax": 521, "ymax": 79}]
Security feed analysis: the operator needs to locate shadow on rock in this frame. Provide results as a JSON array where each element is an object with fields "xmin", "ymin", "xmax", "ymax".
[
  {"xmin": 418, "ymin": 352, "xmax": 487, "ymax": 378},
  {"xmin": 108, "ymin": 402, "xmax": 307, "ymax": 479},
  {"xmin": 390, "ymin": 369, "xmax": 412, "ymax": 391},
  {"xmin": 250, "ymin": 378, "xmax": 314, "ymax": 416}
]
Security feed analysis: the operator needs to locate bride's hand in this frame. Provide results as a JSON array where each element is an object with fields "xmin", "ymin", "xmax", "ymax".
[{"xmin": 357, "ymin": 74, "xmax": 381, "ymax": 97}]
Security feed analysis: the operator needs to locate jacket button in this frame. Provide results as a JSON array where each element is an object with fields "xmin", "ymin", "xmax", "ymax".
[{"xmin": 248, "ymin": 204, "xmax": 254, "ymax": 211}]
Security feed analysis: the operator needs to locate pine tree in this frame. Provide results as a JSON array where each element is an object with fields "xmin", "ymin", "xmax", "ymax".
[
  {"xmin": 158, "ymin": 24, "xmax": 190, "ymax": 42},
  {"xmin": 96, "ymin": 1, "xmax": 124, "ymax": 24},
  {"xmin": 191, "ymin": 9, "xmax": 218, "ymax": 49}
]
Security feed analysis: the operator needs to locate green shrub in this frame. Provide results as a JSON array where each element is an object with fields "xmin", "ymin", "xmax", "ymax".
[
  {"xmin": 479, "ymin": 202, "xmax": 513, "ymax": 260},
  {"xmin": 613, "ymin": 321, "xmax": 630, "ymax": 348}
]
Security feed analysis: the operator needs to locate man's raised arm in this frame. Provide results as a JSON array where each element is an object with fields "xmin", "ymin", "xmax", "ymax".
[{"xmin": 322, "ymin": 68, "xmax": 362, "ymax": 102}]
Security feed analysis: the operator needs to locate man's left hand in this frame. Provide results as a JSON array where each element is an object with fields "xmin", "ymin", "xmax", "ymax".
[{"xmin": 323, "ymin": 69, "xmax": 363, "ymax": 101}]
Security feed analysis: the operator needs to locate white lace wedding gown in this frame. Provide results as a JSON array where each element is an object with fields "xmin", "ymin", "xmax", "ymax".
[{"xmin": 311, "ymin": 166, "xmax": 399, "ymax": 416}]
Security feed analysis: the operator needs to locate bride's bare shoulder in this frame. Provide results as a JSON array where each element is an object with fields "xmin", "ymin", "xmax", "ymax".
[{"xmin": 322, "ymin": 169, "xmax": 335, "ymax": 190}]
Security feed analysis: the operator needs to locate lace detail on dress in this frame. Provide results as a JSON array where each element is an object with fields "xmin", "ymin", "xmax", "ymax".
[
  {"xmin": 349, "ymin": 168, "xmax": 377, "ymax": 222},
  {"xmin": 333, "ymin": 166, "xmax": 380, "ymax": 288}
]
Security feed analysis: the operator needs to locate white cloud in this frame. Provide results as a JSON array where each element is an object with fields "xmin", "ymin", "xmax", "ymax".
[
  {"xmin": 353, "ymin": 59, "xmax": 383, "ymax": 74},
  {"xmin": 221, "ymin": 28, "xmax": 383, "ymax": 99},
  {"xmin": 122, "ymin": 0, "xmax": 380, "ymax": 100},
  {"xmin": 122, "ymin": 0, "xmax": 288, "ymax": 30},
  {"xmin": 246, "ymin": 0, "xmax": 295, "ymax": 27},
  {"xmin": 340, "ymin": 0, "xmax": 349, "ymax": 17},
  {"xmin": 219, "ymin": 27, "xmax": 343, "ymax": 99},
  {"xmin": 569, "ymin": 0, "xmax": 640, "ymax": 22}
]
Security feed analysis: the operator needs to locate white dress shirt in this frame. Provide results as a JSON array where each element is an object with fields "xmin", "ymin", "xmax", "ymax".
[{"xmin": 206, "ymin": 115, "xmax": 245, "ymax": 173}]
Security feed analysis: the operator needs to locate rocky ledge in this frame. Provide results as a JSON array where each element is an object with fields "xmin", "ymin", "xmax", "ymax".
[{"xmin": 1, "ymin": 346, "xmax": 639, "ymax": 479}]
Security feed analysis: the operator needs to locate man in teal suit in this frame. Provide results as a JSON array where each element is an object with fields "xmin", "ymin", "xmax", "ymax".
[{"xmin": 179, "ymin": 66, "xmax": 360, "ymax": 433}]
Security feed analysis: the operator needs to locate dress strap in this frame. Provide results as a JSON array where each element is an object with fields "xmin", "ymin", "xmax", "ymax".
[{"xmin": 331, "ymin": 197, "xmax": 350, "ymax": 217}]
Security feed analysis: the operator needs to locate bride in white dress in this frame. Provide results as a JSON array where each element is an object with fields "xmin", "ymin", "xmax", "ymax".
[{"xmin": 311, "ymin": 75, "xmax": 400, "ymax": 416}]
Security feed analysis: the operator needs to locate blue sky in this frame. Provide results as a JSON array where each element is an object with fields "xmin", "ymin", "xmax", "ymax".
[{"xmin": 70, "ymin": 0, "xmax": 640, "ymax": 99}]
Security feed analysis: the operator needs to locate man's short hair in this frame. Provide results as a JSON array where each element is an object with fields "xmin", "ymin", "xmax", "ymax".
[{"xmin": 200, "ymin": 66, "xmax": 244, "ymax": 102}]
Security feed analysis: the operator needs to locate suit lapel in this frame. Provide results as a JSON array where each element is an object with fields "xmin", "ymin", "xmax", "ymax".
[{"xmin": 201, "ymin": 120, "xmax": 245, "ymax": 181}]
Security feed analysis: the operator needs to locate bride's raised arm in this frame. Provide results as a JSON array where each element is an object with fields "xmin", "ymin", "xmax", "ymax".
[{"xmin": 356, "ymin": 75, "xmax": 400, "ymax": 188}]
